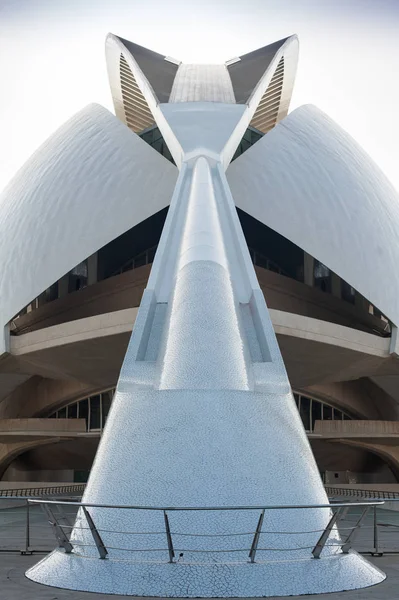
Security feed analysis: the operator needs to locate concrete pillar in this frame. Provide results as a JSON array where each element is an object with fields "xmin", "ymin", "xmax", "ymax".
[
  {"xmin": 355, "ymin": 292, "xmax": 371, "ymax": 313},
  {"xmin": 58, "ymin": 274, "xmax": 69, "ymax": 298},
  {"xmin": 87, "ymin": 253, "xmax": 98, "ymax": 286},
  {"xmin": 331, "ymin": 273, "xmax": 341, "ymax": 299},
  {"xmin": 304, "ymin": 252, "xmax": 314, "ymax": 287}
]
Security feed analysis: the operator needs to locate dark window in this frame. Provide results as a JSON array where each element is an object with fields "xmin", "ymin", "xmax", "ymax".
[
  {"xmin": 311, "ymin": 400, "xmax": 322, "ymax": 432},
  {"xmin": 341, "ymin": 280, "xmax": 356, "ymax": 304},
  {"xmin": 323, "ymin": 405, "xmax": 333, "ymax": 421},
  {"xmin": 134, "ymin": 252, "xmax": 147, "ymax": 268},
  {"xmin": 231, "ymin": 126, "xmax": 263, "ymax": 161},
  {"xmin": 79, "ymin": 399, "xmax": 89, "ymax": 428},
  {"xmin": 68, "ymin": 261, "xmax": 88, "ymax": 293},
  {"xmin": 299, "ymin": 395, "xmax": 311, "ymax": 431},
  {"xmin": 102, "ymin": 392, "xmax": 113, "ymax": 425},
  {"xmin": 58, "ymin": 407, "xmax": 67, "ymax": 418},
  {"xmin": 68, "ymin": 403, "xmax": 78, "ymax": 418},
  {"xmin": 314, "ymin": 260, "xmax": 331, "ymax": 293},
  {"xmin": 89, "ymin": 395, "xmax": 101, "ymax": 430},
  {"xmin": 138, "ymin": 125, "xmax": 175, "ymax": 164},
  {"xmin": 45, "ymin": 282, "xmax": 58, "ymax": 302}
]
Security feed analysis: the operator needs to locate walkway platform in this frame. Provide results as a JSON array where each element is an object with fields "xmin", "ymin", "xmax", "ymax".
[{"xmin": 1, "ymin": 552, "xmax": 397, "ymax": 600}]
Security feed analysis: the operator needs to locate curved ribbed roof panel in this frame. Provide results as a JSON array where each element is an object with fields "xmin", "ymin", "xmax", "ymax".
[
  {"xmin": 169, "ymin": 64, "xmax": 236, "ymax": 103},
  {"xmin": 0, "ymin": 104, "xmax": 177, "ymax": 353},
  {"xmin": 227, "ymin": 104, "xmax": 399, "ymax": 326}
]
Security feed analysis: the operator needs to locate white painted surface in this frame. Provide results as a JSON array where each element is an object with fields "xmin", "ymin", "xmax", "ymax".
[
  {"xmin": 227, "ymin": 104, "xmax": 399, "ymax": 326},
  {"xmin": 169, "ymin": 64, "xmax": 235, "ymax": 103},
  {"xmin": 0, "ymin": 104, "xmax": 177, "ymax": 353},
  {"xmin": 159, "ymin": 102, "xmax": 247, "ymax": 162}
]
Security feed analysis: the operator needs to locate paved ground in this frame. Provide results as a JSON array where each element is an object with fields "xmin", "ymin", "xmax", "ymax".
[{"xmin": 0, "ymin": 552, "xmax": 398, "ymax": 600}]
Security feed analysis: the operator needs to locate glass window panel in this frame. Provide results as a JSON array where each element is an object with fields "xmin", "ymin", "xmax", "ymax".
[
  {"xmin": 341, "ymin": 280, "xmax": 356, "ymax": 304},
  {"xmin": 268, "ymin": 261, "xmax": 280, "ymax": 274},
  {"xmin": 299, "ymin": 395, "xmax": 311, "ymax": 431},
  {"xmin": 334, "ymin": 409, "xmax": 342, "ymax": 421},
  {"xmin": 242, "ymin": 129, "xmax": 252, "ymax": 143},
  {"xmin": 152, "ymin": 139, "xmax": 163, "ymax": 153},
  {"xmin": 311, "ymin": 400, "xmax": 322, "ymax": 432},
  {"xmin": 343, "ymin": 413, "xmax": 351, "ymax": 420},
  {"xmin": 58, "ymin": 407, "xmax": 66, "ymax": 419},
  {"xmin": 147, "ymin": 246, "xmax": 157, "ymax": 263},
  {"xmin": 256, "ymin": 254, "xmax": 268, "ymax": 269},
  {"xmin": 122, "ymin": 262, "xmax": 133, "ymax": 273},
  {"xmin": 68, "ymin": 403, "xmax": 78, "ymax": 418},
  {"xmin": 134, "ymin": 253, "xmax": 146, "ymax": 268},
  {"xmin": 323, "ymin": 405, "xmax": 333, "ymax": 421},
  {"xmin": 314, "ymin": 260, "xmax": 331, "ymax": 293},
  {"xmin": 45, "ymin": 282, "xmax": 58, "ymax": 303},
  {"xmin": 79, "ymin": 399, "xmax": 89, "ymax": 428},
  {"xmin": 89, "ymin": 395, "xmax": 101, "ymax": 430},
  {"xmin": 102, "ymin": 392, "xmax": 112, "ymax": 425},
  {"xmin": 293, "ymin": 393, "xmax": 299, "ymax": 408}
]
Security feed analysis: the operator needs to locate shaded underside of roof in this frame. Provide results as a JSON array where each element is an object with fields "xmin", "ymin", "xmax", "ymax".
[
  {"xmin": 227, "ymin": 37, "xmax": 290, "ymax": 104},
  {"xmin": 116, "ymin": 36, "xmax": 179, "ymax": 102}
]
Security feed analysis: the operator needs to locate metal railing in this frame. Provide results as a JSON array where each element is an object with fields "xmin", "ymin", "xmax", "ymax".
[
  {"xmin": 22, "ymin": 499, "xmax": 383, "ymax": 562},
  {"xmin": 0, "ymin": 496, "xmax": 81, "ymax": 554},
  {"xmin": 325, "ymin": 486, "xmax": 399, "ymax": 500},
  {"xmin": 0, "ymin": 483, "xmax": 85, "ymax": 498},
  {"xmin": 2, "ymin": 496, "xmax": 398, "ymax": 558}
]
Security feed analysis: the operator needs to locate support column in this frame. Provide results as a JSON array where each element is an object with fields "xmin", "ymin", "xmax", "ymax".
[
  {"xmin": 87, "ymin": 253, "xmax": 98, "ymax": 286},
  {"xmin": 331, "ymin": 273, "xmax": 341, "ymax": 299},
  {"xmin": 304, "ymin": 252, "xmax": 314, "ymax": 287}
]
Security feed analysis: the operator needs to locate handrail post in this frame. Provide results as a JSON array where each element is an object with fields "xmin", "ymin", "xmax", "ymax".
[
  {"xmin": 41, "ymin": 502, "xmax": 73, "ymax": 553},
  {"xmin": 22, "ymin": 499, "xmax": 31, "ymax": 554},
  {"xmin": 163, "ymin": 510, "xmax": 175, "ymax": 563},
  {"xmin": 249, "ymin": 509, "xmax": 265, "ymax": 563},
  {"xmin": 312, "ymin": 507, "xmax": 342, "ymax": 558},
  {"xmin": 82, "ymin": 506, "xmax": 108, "ymax": 559},
  {"xmin": 373, "ymin": 505, "xmax": 381, "ymax": 556},
  {"xmin": 341, "ymin": 506, "xmax": 370, "ymax": 553}
]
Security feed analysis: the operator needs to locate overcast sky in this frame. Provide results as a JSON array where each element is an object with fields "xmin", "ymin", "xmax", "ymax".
[{"xmin": 1, "ymin": 0, "xmax": 399, "ymax": 192}]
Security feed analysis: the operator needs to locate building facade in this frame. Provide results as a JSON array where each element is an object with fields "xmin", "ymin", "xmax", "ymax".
[{"xmin": 0, "ymin": 33, "xmax": 399, "ymax": 492}]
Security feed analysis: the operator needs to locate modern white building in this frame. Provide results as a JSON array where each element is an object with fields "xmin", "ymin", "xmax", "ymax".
[{"xmin": 0, "ymin": 31, "xmax": 398, "ymax": 595}]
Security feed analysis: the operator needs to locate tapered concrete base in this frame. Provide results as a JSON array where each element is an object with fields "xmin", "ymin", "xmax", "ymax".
[{"xmin": 26, "ymin": 549, "xmax": 385, "ymax": 597}]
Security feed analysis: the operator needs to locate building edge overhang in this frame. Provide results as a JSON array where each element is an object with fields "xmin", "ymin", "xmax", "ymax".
[{"xmin": 105, "ymin": 33, "xmax": 299, "ymax": 166}]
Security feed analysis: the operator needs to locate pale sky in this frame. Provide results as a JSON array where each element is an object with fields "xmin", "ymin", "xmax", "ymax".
[{"xmin": 1, "ymin": 0, "xmax": 399, "ymax": 193}]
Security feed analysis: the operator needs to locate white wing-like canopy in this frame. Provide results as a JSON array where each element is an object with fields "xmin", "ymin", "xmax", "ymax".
[
  {"xmin": 227, "ymin": 104, "xmax": 399, "ymax": 326},
  {"xmin": 0, "ymin": 104, "xmax": 177, "ymax": 352}
]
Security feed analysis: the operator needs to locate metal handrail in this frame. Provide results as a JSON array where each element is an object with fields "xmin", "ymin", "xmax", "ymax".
[
  {"xmin": 27, "ymin": 499, "xmax": 385, "ymax": 563},
  {"xmin": 325, "ymin": 486, "xmax": 399, "ymax": 500},
  {"xmin": 0, "ymin": 483, "xmax": 85, "ymax": 498},
  {"xmin": 28, "ymin": 499, "xmax": 383, "ymax": 510}
]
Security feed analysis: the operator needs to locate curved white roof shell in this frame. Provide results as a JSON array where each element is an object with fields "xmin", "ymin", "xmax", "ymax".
[
  {"xmin": 0, "ymin": 104, "xmax": 177, "ymax": 352},
  {"xmin": 227, "ymin": 104, "xmax": 399, "ymax": 326}
]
